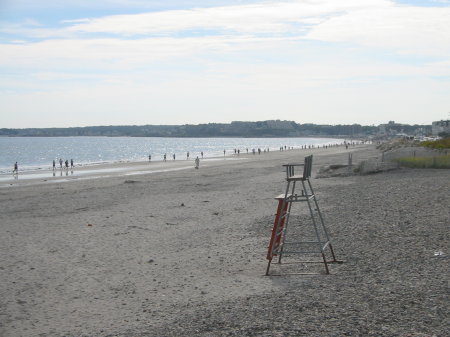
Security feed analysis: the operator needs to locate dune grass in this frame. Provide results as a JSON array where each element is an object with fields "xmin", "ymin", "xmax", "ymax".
[
  {"xmin": 420, "ymin": 137, "xmax": 450, "ymax": 149},
  {"xmin": 395, "ymin": 155, "xmax": 450, "ymax": 169}
]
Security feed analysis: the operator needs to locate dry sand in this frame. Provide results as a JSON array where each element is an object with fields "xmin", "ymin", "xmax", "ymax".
[{"xmin": 0, "ymin": 144, "xmax": 448, "ymax": 337}]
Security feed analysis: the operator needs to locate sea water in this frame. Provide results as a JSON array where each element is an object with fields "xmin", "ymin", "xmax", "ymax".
[{"xmin": 0, "ymin": 136, "xmax": 344, "ymax": 173}]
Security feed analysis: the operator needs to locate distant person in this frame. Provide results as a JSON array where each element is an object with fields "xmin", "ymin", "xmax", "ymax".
[
  {"xmin": 65, "ymin": 160, "xmax": 69, "ymax": 169},
  {"xmin": 59, "ymin": 158, "xmax": 63, "ymax": 169},
  {"xmin": 164, "ymin": 154, "xmax": 166, "ymax": 162},
  {"xmin": 201, "ymin": 151, "xmax": 204, "ymax": 159},
  {"xmin": 70, "ymin": 159, "xmax": 74, "ymax": 168},
  {"xmin": 149, "ymin": 154, "xmax": 151, "ymax": 162},
  {"xmin": 187, "ymin": 152, "xmax": 189, "ymax": 160},
  {"xmin": 13, "ymin": 162, "xmax": 18, "ymax": 174},
  {"xmin": 173, "ymin": 154, "xmax": 176, "ymax": 160},
  {"xmin": 195, "ymin": 156, "xmax": 200, "ymax": 169},
  {"xmin": 52, "ymin": 160, "xmax": 56, "ymax": 170},
  {"xmin": 223, "ymin": 149, "xmax": 226, "ymax": 156},
  {"xmin": 237, "ymin": 149, "xmax": 240, "ymax": 155}
]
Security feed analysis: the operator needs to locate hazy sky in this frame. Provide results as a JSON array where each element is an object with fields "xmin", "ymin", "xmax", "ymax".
[{"xmin": 1, "ymin": 0, "xmax": 449, "ymax": 128}]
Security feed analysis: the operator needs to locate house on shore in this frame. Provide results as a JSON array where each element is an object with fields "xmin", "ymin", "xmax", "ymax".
[{"xmin": 431, "ymin": 120, "xmax": 450, "ymax": 137}]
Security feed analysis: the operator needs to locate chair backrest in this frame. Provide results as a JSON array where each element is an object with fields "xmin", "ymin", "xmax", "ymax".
[{"xmin": 303, "ymin": 155, "xmax": 313, "ymax": 179}]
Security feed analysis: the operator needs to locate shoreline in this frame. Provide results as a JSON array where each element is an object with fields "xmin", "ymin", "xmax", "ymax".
[
  {"xmin": 0, "ymin": 136, "xmax": 360, "ymax": 176},
  {"xmin": 0, "ymin": 156, "xmax": 247, "ymax": 187},
  {"xmin": 0, "ymin": 144, "xmax": 362, "ymax": 187}
]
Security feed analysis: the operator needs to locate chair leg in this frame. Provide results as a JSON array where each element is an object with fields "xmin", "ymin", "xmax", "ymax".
[{"xmin": 265, "ymin": 260, "xmax": 272, "ymax": 276}]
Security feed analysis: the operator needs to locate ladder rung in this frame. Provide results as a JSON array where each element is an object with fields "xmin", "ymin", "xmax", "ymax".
[
  {"xmin": 284, "ymin": 241, "xmax": 326, "ymax": 245},
  {"xmin": 284, "ymin": 195, "xmax": 315, "ymax": 202},
  {"xmin": 283, "ymin": 241, "xmax": 331, "ymax": 252},
  {"xmin": 282, "ymin": 250, "xmax": 322, "ymax": 254}
]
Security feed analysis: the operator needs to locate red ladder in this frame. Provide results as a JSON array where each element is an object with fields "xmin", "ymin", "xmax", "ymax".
[{"xmin": 266, "ymin": 195, "xmax": 290, "ymax": 273}]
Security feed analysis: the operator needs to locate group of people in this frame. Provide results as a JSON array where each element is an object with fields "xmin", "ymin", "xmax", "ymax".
[
  {"xmin": 148, "ymin": 152, "xmax": 202, "ymax": 169},
  {"xmin": 53, "ymin": 158, "xmax": 74, "ymax": 170},
  {"xmin": 11, "ymin": 158, "xmax": 74, "ymax": 175}
]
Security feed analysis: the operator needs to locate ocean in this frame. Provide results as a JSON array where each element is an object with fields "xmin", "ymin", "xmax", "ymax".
[{"xmin": 0, "ymin": 136, "xmax": 344, "ymax": 173}]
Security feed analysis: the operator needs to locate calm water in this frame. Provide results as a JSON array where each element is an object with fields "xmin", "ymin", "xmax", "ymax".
[{"xmin": 0, "ymin": 136, "xmax": 343, "ymax": 173}]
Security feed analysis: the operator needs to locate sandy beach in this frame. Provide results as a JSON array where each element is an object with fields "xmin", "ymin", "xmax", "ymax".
[{"xmin": 0, "ymin": 144, "xmax": 448, "ymax": 337}]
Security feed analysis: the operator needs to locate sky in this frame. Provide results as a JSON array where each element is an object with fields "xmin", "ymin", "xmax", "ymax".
[{"xmin": 1, "ymin": 0, "xmax": 449, "ymax": 128}]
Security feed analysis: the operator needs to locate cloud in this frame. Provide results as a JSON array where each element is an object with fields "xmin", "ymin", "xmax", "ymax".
[
  {"xmin": 4, "ymin": 0, "xmax": 447, "ymax": 57},
  {"xmin": 306, "ymin": 4, "xmax": 450, "ymax": 56},
  {"xmin": 64, "ymin": 1, "xmax": 378, "ymax": 36}
]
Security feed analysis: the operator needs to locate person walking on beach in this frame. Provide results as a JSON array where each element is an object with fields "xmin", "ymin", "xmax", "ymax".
[
  {"xmin": 13, "ymin": 162, "xmax": 18, "ymax": 174},
  {"xmin": 149, "ymin": 154, "xmax": 151, "ymax": 162},
  {"xmin": 164, "ymin": 154, "xmax": 166, "ymax": 162},
  {"xmin": 201, "ymin": 151, "xmax": 204, "ymax": 159},
  {"xmin": 52, "ymin": 160, "xmax": 56, "ymax": 170},
  {"xmin": 59, "ymin": 158, "xmax": 63, "ymax": 169},
  {"xmin": 224, "ymin": 149, "xmax": 226, "ymax": 156},
  {"xmin": 173, "ymin": 154, "xmax": 176, "ymax": 160},
  {"xmin": 70, "ymin": 159, "xmax": 74, "ymax": 168},
  {"xmin": 65, "ymin": 160, "xmax": 69, "ymax": 169},
  {"xmin": 187, "ymin": 152, "xmax": 189, "ymax": 160},
  {"xmin": 195, "ymin": 156, "xmax": 200, "ymax": 169}
]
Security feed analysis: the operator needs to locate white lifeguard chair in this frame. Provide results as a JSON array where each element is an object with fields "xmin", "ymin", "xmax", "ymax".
[{"xmin": 266, "ymin": 155, "xmax": 341, "ymax": 275}]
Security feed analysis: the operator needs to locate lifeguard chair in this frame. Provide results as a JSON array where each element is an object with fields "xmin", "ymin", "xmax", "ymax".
[{"xmin": 266, "ymin": 155, "xmax": 340, "ymax": 275}]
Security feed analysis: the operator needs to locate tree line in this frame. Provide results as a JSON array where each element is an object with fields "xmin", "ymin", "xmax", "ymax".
[{"xmin": 0, "ymin": 120, "xmax": 429, "ymax": 138}]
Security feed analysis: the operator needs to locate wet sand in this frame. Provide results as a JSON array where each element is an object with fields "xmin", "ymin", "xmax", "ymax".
[{"xmin": 0, "ymin": 144, "xmax": 448, "ymax": 336}]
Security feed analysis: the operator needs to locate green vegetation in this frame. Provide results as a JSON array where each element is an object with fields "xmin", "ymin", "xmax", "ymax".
[
  {"xmin": 395, "ymin": 155, "xmax": 450, "ymax": 169},
  {"xmin": 420, "ymin": 137, "xmax": 450, "ymax": 149},
  {"xmin": 0, "ymin": 121, "xmax": 411, "ymax": 138}
]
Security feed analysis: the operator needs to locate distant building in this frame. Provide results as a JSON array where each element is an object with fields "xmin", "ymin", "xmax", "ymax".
[
  {"xmin": 266, "ymin": 120, "xmax": 294, "ymax": 130},
  {"xmin": 378, "ymin": 121, "xmax": 431, "ymax": 137},
  {"xmin": 378, "ymin": 121, "xmax": 404, "ymax": 136},
  {"xmin": 431, "ymin": 120, "xmax": 450, "ymax": 136}
]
